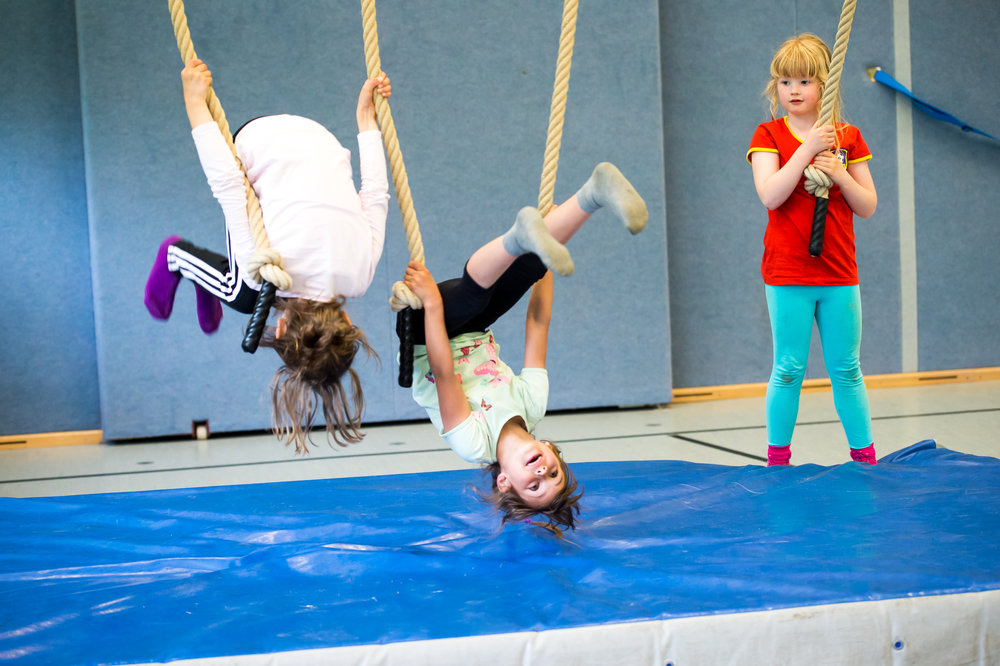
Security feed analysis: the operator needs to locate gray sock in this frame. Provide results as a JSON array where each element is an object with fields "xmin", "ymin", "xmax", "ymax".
[
  {"xmin": 502, "ymin": 206, "xmax": 574, "ymax": 276},
  {"xmin": 575, "ymin": 162, "xmax": 648, "ymax": 234}
]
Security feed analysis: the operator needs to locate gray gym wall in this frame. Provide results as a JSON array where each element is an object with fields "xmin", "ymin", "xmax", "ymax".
[
  {"xmin": 1, "ymin": 0, "xmax": 996, "ymax": 440},
  {"xmin": 1, "ymin": 0, "xmax": 100, "ymax": 435}
]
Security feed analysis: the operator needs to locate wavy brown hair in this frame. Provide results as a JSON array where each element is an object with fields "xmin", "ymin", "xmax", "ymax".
[
  {"xmin": 259, "ymin": 296, "xmax": 376, "ymax": 454},
  {"xmin": 479, "ymin": 441, "xmax": 583, "ymax": 538}
]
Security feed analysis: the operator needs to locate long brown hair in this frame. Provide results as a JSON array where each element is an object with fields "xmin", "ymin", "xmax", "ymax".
[
  {"xmin": 259, "ymin": 297, "xmax": 376, "ymax": 454},
  {"xmin": 480, "ymin": 441, "xmax": 583, "ymax": 538}
]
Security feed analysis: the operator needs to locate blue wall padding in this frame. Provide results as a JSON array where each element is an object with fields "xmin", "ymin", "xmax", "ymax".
[
  {"xmin": 2, "ymin": 441, "xmax": 999, "ymax": 665},
  {"xmin": 908, "ymin": 2, "xmax": 1000, "ymax": 370},
  {"xmin": 5, "ymin": 2, "xmax": 1000, "ymax": 440},
  {"xmin": 0, "ymin": 0, "xmax": 100, "ymax": 434},
  {"xmin": 73, "ymin": 0, "xmax": 670, "ymax": 439},
  {"xmin": 660, "ymin": 0, "xmax": 904, "ymax": 385}
]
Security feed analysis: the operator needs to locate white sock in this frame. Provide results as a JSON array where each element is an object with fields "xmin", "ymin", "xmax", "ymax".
[
  {"xmin": 575, "ymin": 162, "xmax": 648, "ymax": 234},
  {"xmin": 501, "ymin": 206, "xmax": 574, "ymax": 276}
]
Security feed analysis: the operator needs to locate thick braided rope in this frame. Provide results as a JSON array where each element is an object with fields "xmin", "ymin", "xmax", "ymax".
[
  {"xmin": 537, "ymin": 0, "xmax": 578, "ymax": 217},
  {"xmin": 804, "ymin": 0, "xmax": 858, "ymax": 200},
  {"xmin": 167, "ymin": 0, "xmax": 292, "ymax": 291},
  {"xmin": 360, "ymin": 0, "xmax": 424, "ymax": 312}
]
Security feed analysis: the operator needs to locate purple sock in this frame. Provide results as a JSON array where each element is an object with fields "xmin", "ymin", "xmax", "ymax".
[
  {"xmin": 850, "ymin": 444, "xmax": 877, "ymax": 465},
  {"xmin": 195, "ymin": 285, "xmax": 223, "ymax": 334},
  {"xmin": 767, "ymin": 444, "xmax": 791, "ymax": 466},
  {"xmin": 144, "ymin": 235, "xmax": 183, "ymax": 319}
]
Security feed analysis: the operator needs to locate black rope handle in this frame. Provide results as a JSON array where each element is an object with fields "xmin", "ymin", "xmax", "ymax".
[
  {"xmin": 808, "ymin": 196, "xmax": 829, "ymax": 257},
  {"xmin": 242, "ymin": 281, "xmax": 277, "ymax": 353},
  {"xmin": 397, "ymin": 307, "xmax": 414, "ymax": 388}
]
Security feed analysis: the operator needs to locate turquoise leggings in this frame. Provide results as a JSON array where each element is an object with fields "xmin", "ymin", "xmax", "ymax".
[{"xmin": 764, "ymin": 284, "xmax": 873, "ymax": 449}]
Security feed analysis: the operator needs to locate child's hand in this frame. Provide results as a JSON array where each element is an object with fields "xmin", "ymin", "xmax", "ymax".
[
  {"xmin": 181, "ymin": 58, "xmax": 213, "ymax": 104},
  {"xmin": 810, "ymin": 150, "xmax": 847, "ymax": 185},
  {"xmin": 356, "ymin": 71, "xmax": 391, "ymax": 132},
  {"xmin": 403, "ymin": 260, "xmax": 441, "ymax": 309},
  {"xmin": 803, "ymin": 121, "xmax": 836, "ymax": 156}
]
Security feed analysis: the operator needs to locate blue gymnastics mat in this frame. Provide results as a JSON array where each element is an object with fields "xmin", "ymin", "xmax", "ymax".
[{"xmin": 1, "ymin": 440, "xmax": 999, "ymax": 665}]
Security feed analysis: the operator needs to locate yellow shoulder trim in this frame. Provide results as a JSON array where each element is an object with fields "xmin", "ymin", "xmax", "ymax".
[{"xmin": 746, "ymin": 147, "xmax": 778, "ymax": 164}]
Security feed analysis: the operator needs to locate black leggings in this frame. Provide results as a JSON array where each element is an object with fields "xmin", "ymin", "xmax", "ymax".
[
  {"xmin": 397, "ymin": 254, "xmax": 547, "ymax": 345},
  {"xmin": 168, "ymin": 238, "xmax": 259, "ymax": 314}
]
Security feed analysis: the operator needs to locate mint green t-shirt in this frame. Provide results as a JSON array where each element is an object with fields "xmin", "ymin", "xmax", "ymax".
[{"xmin": 410, "ymin": 330, "xmax": 549, "ymax": 464}]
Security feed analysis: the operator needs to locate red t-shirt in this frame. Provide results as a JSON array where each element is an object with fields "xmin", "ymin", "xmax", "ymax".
[{"xmin": 747, "ymin": 118, "xmax": 871, "ymax": 286}]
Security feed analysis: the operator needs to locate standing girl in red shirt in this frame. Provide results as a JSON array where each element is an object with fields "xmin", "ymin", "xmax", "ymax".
[{"xmin": 746, "ymin": 34, "xmax": 879, "ymax": 466}]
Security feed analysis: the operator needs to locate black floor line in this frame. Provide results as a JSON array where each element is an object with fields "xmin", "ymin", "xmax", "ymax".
[
  {"xmin": 872, "ymin": 407, "xmax": 999, "ymax": 420},
  {"xmin": 2, "ymin": 405, "xmax": 994, "ymax": 485},
  {"xmin": 668, "ymin": 434, "xmax": 767, "ymax": 462},
  {"xmin": 2, "ymin": 433, "xmax": 763, "ymax": 485},
  {"xmin": 676, "ymin": 407, "xmax": 999, "ymax": 435}
]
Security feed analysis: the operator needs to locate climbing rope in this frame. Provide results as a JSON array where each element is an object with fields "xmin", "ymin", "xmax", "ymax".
[
  {"xmin": 537, "ymin": 0, "xmax": 578, "ymax": 216},
  {"xmin": 167, "ymin": 0, "xmax": 292, "ymax": 293},
  {"xmin": 803, "ymin": 0, "xmax": 858, "ymax": 256},
  {"xmin": 167, "ymin": 0, "xmax": 291, "ymax": 352},
  {"xmin": 360, "ymin": 0, "xmax": 578, "ymax": 385},
  {"xmin": 359, "ymin": 0, "xmax": 424, "ymax": 386},
  {"xmin": 360, "ymin": 0, "xmax": 424, "ymax": 313}
]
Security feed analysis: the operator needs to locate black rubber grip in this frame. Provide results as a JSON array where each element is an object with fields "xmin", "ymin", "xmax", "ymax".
[
  {"xmin": 242, "ymin": 281, "xmax": 277, "ymax": 354},
  {"xmin": 808, "ymin": 196, "xmax": 829, "ymax": 257},
  {"xmin": 397, "ymin": 307, "xmax": 414, "ymax": 388}
]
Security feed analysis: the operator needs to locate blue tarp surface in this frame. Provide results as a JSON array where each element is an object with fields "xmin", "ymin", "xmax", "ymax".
[{"xmin": 1, "ymin": 440, "xmax": 999, "ymax": 665}]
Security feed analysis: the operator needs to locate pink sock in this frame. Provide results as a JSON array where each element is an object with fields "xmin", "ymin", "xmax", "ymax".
[
  {"xmin": 767, "ymin": 445, "xmax": 791, "ymax": 466},
  {"xmin": 850, "ymin": 444, "xmax": 877, "ymax": 465}
]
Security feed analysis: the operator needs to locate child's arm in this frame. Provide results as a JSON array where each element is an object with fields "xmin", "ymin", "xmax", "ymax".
[
  {"xmin": 752, "ymin": 122, "xmax": 836, "ymax": 210},
  {"xmin": 181, "ymin": 59, "xmax": 214, "ymax": 129},
  {"xmin": 523, "ymin": 271, "xmax": 554, "ymax": 369},
  {"xmin": 811, "ymin": 153, "xmax": 878, "ymax": 219},
  {"xmin": 356, "ymin": 73, "xmax": 392, "ymax": 281},
  {"xmin": 182, "ymin": 59, "xmax": 256, "ymax": 280},
  {"xmin": 404, "ymin": 261, "xmax": 472, "ymax": 431},
  {"xmin": 356, "ymin": 72, "xmax": 391, "ymax": 134}
]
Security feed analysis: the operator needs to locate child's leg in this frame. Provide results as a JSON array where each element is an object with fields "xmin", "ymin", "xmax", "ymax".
[
  {"xmin": 499, "ymin": 207, "xmax": 574, "ymax": 277},
  {"xmin": 764, "ymin": 285, "xmax": 817, "ymax": 463},
  {"xmin": 146, "ymin": 235, "xmax": 258, "ymax": 334},
  {"xmin": 166, "ymin": 238, "xmax": 258, "ymax": 314},
  {"xmin": 815, "ymin": 285, "xmax": 875, "ymax": 462},
  {"xmin": 474, "ymin": 163, "xmax": 648, "ymax": 287},
  {"xmin": 145, "ymin": 235, "xmax": 184, "ymax": 319},
  {"xmin": 399, "ymin": 255, "xmax": 548, "ymax": 345},
  {"xmin": 470, "ymin": 208, "xmax": 573, "ymax": 288},
  {"xmin": 457, "ymin": 255, "xmax": 548, "ymax": 335},
  {"xmin": 543, "ymin": 162, "xmax": 648, "ymax": 244}
]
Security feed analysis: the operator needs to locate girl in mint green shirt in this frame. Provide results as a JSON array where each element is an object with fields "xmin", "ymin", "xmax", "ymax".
[{"xmin": 397, "ymin": 162, "xmax": 648, "ymax": 536}]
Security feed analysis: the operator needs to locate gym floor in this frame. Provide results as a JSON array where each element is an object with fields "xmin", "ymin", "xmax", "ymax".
[{"xmin": 1, "ymin": 380, "xmax": 997, "ymax": 499}]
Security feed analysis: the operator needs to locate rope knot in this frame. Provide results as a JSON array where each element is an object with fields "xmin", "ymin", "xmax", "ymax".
[
  {"xmin": 803, "ymin": 165, "xmax": 833, "ymax": 198},
  {"xmin": 248, "ymin": 249, "xmax": 293, "ymax": 291},
  {"xmin": 389, "ymin": 280, "xmax": 423, "ymax": 312}
]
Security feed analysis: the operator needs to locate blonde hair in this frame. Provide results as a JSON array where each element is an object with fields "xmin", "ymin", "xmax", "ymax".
[
  {"xmin": 764, "ymin": 33, "xmax": 844, "ymax": 130},
  {"xmin": 260, "ymin": 296, "xmax": 376, "ymax": 455}
]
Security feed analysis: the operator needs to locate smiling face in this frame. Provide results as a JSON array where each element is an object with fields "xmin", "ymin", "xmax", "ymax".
[{"xmin": 495, "ymin": 438, "xmax": 566, "ymax": 509}]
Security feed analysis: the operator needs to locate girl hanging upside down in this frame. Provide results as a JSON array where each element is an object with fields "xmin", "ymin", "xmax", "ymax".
[
  {"xmin": 144, "ymin": 58, "xmax": 391, "ymax": 454},
  {"xmin": 400, "ymin": 163, "xmax": 648, "ymax": 536}
]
